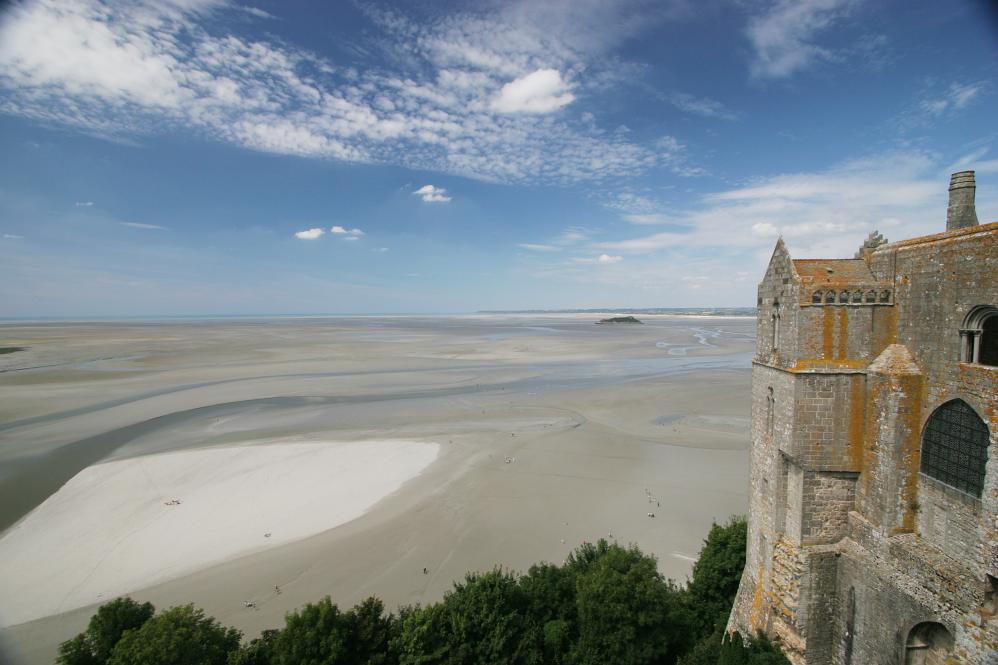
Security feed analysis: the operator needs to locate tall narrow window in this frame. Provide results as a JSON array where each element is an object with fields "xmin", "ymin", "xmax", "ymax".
[
  {"xmin": 844, "ymin": 587, "xmax": 856, "ymax": 665},
  {"xmin": 766, "ymin": 387, "xmax": 775, "ymax": 438},
  {"xmin": 920, "ymin": 399, "xmax": 990, "ymax": 497}
]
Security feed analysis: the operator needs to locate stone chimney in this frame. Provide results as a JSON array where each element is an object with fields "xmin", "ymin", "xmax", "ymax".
[{"xmin": 947, "ymin": 170, "xmax": 978, "ymax": 231}]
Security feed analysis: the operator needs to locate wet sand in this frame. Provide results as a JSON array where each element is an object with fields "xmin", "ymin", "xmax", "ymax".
[{"xmin": 0, "ymin": 314, "xmax": 754, "ymax": 664}]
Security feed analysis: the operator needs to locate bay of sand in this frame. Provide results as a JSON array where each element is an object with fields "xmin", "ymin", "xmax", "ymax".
[{"xmin": 0, "ymin": 314, "xmax": 754, "ymax": 664}]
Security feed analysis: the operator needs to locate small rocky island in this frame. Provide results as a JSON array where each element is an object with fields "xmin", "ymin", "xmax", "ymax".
[{"xmin": 595, "ymin": 316, "xmax": 643, "ymax": 324}]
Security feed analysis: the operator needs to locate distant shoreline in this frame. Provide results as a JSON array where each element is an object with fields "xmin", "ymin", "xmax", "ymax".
[
  {"xmin": 478, "ymin": 308, "xmax": 757, "ymax": 317},
  {"xmin": 0, "ymin": 309, "xmax": 757, "ymax": 324}
]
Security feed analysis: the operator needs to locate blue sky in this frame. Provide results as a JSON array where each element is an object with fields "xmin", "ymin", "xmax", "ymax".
[{"xmin": 0, "ymin": 0, "xmax": 996, "ymax": 316}]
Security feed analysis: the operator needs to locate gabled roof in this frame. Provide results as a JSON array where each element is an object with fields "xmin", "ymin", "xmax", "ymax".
[{"xmin": 792, "ymin": 259, "xmax": 879, "ymax": 284}]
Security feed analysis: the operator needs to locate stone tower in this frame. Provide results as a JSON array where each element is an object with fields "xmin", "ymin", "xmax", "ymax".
[{"xmin": 727, "ymin": 172, "xmax": 998, "ymax": 664}]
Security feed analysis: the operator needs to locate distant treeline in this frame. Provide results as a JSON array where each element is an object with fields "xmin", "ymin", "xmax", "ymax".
[
  {"xmin": 56, "ymin": 517, "xmax": 787, "ymax": 665},
  {"xmin": 478, "ymin": 309, "xmax": 757, "ymax": 317}
]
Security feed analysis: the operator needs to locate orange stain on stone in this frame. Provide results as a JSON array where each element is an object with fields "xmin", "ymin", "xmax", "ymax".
[{"xmin": 837, "ymin": 306, "xmax": 849, "ymax": 360}]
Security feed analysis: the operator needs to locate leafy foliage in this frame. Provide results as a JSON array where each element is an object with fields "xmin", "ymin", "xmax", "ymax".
[
  {"xmin": 105, "ymin": 604, "xmax": 240, "ymax": 665},
  {"xmin": 685, "ymin": 518, "xmax": 749, "ymax": 637},
  {"xmin": 56, "ymin": 597, "xmax": 154, "ymax": 665},
  {"xmin": 59, "ymin": 517, "xmax": 789, "ymax": 665}
]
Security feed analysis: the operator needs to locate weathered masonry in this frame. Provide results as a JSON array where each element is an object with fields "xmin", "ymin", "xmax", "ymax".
[{"xmin": 728, "ymin": 171, "xmax": 998, "ymax": 664}]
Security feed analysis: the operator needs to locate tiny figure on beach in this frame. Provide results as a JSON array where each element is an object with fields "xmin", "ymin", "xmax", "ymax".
[
  {"xmin": 243, "ymin": 601, "xmax": 256, "ymax": 609},
  {"xmin": 274, "ymin": 585, "xmax": 281, "ymax": 594},
  {"xmin": 647, "ymin": 512, "xmax": 655, "ymax": 518},
  {"xmin": 164, "ymin": 498, "xmax": 181, "ymax": 506},
  {"xmin": 423, "ymin": 567, "xmax": 428, "ymax": 575},
  {"xmin": 264, "ymin": 532, "xmax": 271, "ymax": 538}
]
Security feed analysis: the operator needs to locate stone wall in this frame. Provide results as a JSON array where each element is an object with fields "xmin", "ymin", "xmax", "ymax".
[{"xmin": 729, "ymin": 218, "xmax": 998, "ymax": 664}]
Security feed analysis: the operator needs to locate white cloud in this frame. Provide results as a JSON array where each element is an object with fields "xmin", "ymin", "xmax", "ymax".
[
  {"xmin": 597, "ymin": 254, "xmax": 622, "ymax": 264},
  {"xmin": 3, "ymin": 234, "xmax": 23, "ymax": 239},
  {"xmin": 294, "ymin": 227, "xmax": 324, "ymax": 239},
  {"xmin": 331, "ymin": 226, "xmax": 364, "ymax": 236},
  {"xmin": 414, "ymin": 185, "xmax": 452, "ymax": 203},
  {"xmin": 120, "ymin": 221, "xmax": 165, "ymax": 229},
  {"xmin": 239, "ymin": 6, "xmax": 274, "ymax": 20},
  {"xmin": 666, "ymin": 92, "xmax": 736, "ymax": 120},
  {"xmin": 624, "ymin": 214, "xmax": 670, "ymax": 224},
  {"xmin": 597, "ymin": 150, "xmax": 952, "ymax": 261},
  {"xmin": 920, "ymin": 82, "xmax": 984, "ymax": 117},
  {"xmin": 745, "ymin": 0, "xmax": 853, "ymax": 80},
  {"xmin": 75, "ymin": 201, "xmax": 94, "ymax": 207},
  {"xmin": 517, "ymin": 243, "xmax": 561, "ymax": 252},
  {"xmin": 0, "ymin": 0, "xmax": 688, "ymax": 184},
  {"xmin": 372, "ymin": 247, "xmax": 389, "ymax": 252},
  {"xmin": 492, "ymin": 69, "xmax": 575, "ymax": 114}
]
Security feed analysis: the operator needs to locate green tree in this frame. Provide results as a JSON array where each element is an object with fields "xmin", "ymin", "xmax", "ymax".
[
  {"xmin": 106, "ymin": 604, "xmax": 241, "ymax": 665},
  {"xmin": 392, "ymin": 603, "xmax": 450, "ymax": 664},
  {"xmin": 56, "ymin": 597, "xmax": 155, "ymax": 665},
  {"xmin": 228, "ymin": 629, "xmax": 278, "ymax": 665},
  {"xmin": 273, "ymin": 596, "xmax": 350, "ymax": 664},
  {"xmin": 685, "ymin": 518, "xmax": 747, "ymax": 637},
  {"xmin": 341, "ymin": 597, "xmax": 397, "ymax": 665},
  {"xmin": 573, "ymin": 540, "xmax": 673, "ymax": 665}
]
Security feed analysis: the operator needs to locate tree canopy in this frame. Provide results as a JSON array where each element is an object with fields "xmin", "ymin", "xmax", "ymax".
[{"xmin": 57, "ymin": 516, "xmax": 788, "ymax": 665}]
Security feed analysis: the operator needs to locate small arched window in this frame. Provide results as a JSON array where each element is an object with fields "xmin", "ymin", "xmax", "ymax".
[
  {"xmin": 879, "ymin": 289, "xmax": 891, "ymax": 303},
  {"xmin": 904, "ymin": 622, "xmax": 953, "ymax": 665},
  {"xmin": 920, "ymin": 399, "xmax": 990, "ymax": 497},
  {"xmin": 839, "ymin": 290, "xmax": 850, "ymax": 303},
  {"xmin": 961, "ymin": 305, "xmax": 998, "ymax": 366},
  {"xmin": 850, "ymin": 291, "xmax": 862, "ymax": 304},
  {"xmin": 824, "ymin": 290, "xmax": 835, "ymax": 304},
  {"xmin": 812, "ymin": 291, "xmax": 822, "ymax": 304},
  {"xmin": 865, "ymin": 290, "xmax": 876, "ymax": 303}
]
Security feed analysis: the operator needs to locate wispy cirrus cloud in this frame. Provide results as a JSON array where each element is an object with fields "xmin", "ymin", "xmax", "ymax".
[
  {"xmin": 0, "ymin": 0, "xmax": 695, "ymax": 184},
  {"xmin": 745, "ymin": 0, "xmax": 855, "ymax": 80},
  {"xmin": 120, "ymin": 221, "xmax": 165, "ymax": 230},
  {"xmin": 517, "ymin": 243, "xmax": 561, "ymax": 252},
  {"xmin": 919, "ymin": 82, "xmax": 984, "ymax": 117},
  {"xmin": 75, "ymin": 201, "xmax": 95, "ymax": 207},
  {"xmin": 331, "ymin": 225, "xmax": 364, "ymax": 237},
  {"xmin": 597, "ymin": 150, "xmax": 947, "ymax": 260}
]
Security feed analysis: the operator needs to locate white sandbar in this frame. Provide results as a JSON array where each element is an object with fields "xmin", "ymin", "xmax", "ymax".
[{"xmin": 0, "ymin": 440, "xmax": 438, "ymax": 627}]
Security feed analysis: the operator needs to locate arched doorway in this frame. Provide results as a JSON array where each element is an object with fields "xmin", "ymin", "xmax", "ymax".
[{"xmin": 904, "ymin": 622, "xmax": 953, "ymax": 665}]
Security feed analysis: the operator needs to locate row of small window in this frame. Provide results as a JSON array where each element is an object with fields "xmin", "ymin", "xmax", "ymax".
[{"xmin": 810, "ymin": 289, "xmax": 891, "ymax": 305}]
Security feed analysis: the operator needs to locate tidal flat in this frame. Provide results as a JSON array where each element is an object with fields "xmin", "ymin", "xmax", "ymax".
[{"xmin": 0, "ymin": 314, "xmax": 754, "ymax": 664}]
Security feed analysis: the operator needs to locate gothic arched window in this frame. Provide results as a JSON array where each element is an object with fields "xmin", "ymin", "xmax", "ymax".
[
  {"xmin": 920, "ymin": 399, "xmax": 990, "ymax": 497},
  {"xmin": 865, "ymin": 290, "xmax": 876, "ymax": 303},
  {"xmin": 824, "ymin": 290, "xmax": 835, "ymax": 304},
  {"xmin": 961, "ymin": 305, "xmax": 998, "ymax": 366},
  {"xmin": 812, "ymin": 291, "xmax": 822, "ymax": 304}
]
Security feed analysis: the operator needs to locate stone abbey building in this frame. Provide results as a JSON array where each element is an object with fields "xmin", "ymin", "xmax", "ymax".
[{"xmin": 727, "ymin": 172, "xmax": 997, "ymax": 664}]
